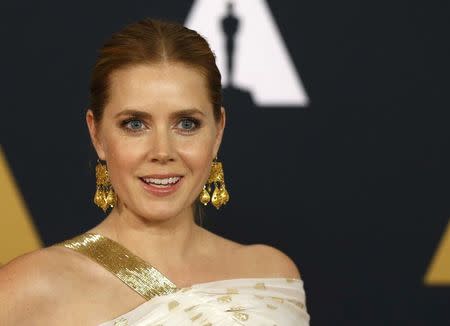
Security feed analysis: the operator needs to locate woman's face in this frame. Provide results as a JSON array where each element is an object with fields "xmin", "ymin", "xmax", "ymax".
[{"xmin": 87, "ymin": 63, "xmax": 225, "ymax": 222}]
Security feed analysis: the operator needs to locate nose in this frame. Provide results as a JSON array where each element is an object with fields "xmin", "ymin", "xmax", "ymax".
[{"xmin": 148, "ymin": 128, "xmax": 175, "ymax": 164}]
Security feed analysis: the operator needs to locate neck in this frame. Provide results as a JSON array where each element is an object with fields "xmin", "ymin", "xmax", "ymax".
[{"xmin": 91, "ymin": 205, "xmax": 202, "ymax": 265}]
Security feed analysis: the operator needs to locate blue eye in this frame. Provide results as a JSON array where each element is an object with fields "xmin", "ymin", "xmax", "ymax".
[
  {"xmin": 178, "ymin": 118, "xmax": 198, "ymax": 131},
  {"xmin": 124, "ymin": 119, "xmax": 144, "ymax": 130}
]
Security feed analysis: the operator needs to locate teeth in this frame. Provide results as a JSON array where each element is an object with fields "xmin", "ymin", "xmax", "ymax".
[{"xmin": 143, "ymin": 176, "xmax": 181, "ymax": 185}]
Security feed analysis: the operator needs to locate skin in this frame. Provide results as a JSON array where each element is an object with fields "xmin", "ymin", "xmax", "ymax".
[{"xmin": 0, "ymin": 63, "xmax": 300, "ymax": 325}]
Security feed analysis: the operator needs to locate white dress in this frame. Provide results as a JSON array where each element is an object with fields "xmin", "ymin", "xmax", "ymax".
[
  {"xmin": 99, "ymin": 278, "xmax": 309, "ymax": 326},
  {"xmin": 58, "ymin": 233, "xmax": 310, "ymax": 326}
]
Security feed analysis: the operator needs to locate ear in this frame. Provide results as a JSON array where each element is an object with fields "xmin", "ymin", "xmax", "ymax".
[
  {"xmin": 86, "ymin": 110, "xmax": 106, "ymax": 160},
  {"xmin": 212, "ymin": 106, "xmax": 226, "ymax": 159}
]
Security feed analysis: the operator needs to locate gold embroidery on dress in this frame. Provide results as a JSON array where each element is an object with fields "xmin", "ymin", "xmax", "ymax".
[
  {"xmin": 287, "ymin": 299, "xmax": 306, "ymax": 310},
  {"xmin": 254, "ymin": 282, "xmax": 266, "ymax": 290},
  {"xmin": 271, "ymin": 296, "xmax": 284, "ymax": 303},
  {"xmin": 168, "ymin": 300, "xmax": 180, "ymax": 311},
  {"xmin": 227, "ymin": 288, "xmax": 239, "ymax": 294},
  {"xmin": 233, "ymin": 312, "xmax": 249, "ymax": 321},
  {"xmin": 217, "ymin": 295, "xmax": 232, "ymax": 303},
  {"xmin": 57, "ymin": 233, "xmax": 177, "ymax": 301},
  {"xmin": 114, "ymin": 317, "xmax": 128, "ymax": 326},
  {"xmin": 226, "ymin": 305, "xmax": 245, "ymax": 312},
  {"xmin": 184, "ymin": 305, "xmax": 198, "ymax": 312},
  {"xmin": 190, "ymin": 313, "xmax": 203, "ymax": 321}
]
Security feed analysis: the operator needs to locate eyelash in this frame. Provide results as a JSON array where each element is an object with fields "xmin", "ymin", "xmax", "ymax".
[
  {"xmin": 177, "ymin": 117, "xmax": 201, "ymax": 134},
  {"xmin": 120, "ymin": 119, "xmax": 146, "ymax": 133},
  {"xmin": 120, "ymin": 117, "xmax": 201, "ymax": 134}
]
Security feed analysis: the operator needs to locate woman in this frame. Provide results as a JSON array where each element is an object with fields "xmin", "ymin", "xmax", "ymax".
[{"xmin": 0, "ymin": 19, "xmax": 309, "ymax": 325}]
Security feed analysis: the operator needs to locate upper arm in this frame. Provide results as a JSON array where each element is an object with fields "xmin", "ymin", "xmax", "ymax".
[
  {"xmin": 242, "ymin": 244, "xmax": 302, "ymax": 279},
  {"xmin": 0, "ymin": 251, "xmax": 55, "ymax": 324}
]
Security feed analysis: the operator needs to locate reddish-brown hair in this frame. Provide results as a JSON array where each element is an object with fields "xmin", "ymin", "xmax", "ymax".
[{"xmin": 89, "ymin": 18, "xmax": 222, "ymax": 122}]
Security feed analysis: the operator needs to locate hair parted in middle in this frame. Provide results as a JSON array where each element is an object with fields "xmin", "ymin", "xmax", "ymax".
[{"xmin": 89, "ymin": 18, "xmax": 223, "ymax": 123}]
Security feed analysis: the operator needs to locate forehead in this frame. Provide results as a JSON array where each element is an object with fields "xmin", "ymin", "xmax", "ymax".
[{"xmin": 106, "ymin": 63, "xmax": 212, "ymax": 114}]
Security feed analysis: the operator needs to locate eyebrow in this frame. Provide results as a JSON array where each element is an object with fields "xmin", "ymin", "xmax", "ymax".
[{"xmin": 114, "ymin": 108, "xmax": 206, "ymax": 119}]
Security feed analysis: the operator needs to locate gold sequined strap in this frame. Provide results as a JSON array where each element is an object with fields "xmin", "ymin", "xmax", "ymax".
[{"xmin": 57, "ymin": 233, "xmax": 177, "ymax": 301}]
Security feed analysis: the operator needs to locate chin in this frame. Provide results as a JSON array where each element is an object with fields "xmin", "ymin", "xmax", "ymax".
[{"xmin": 135, "ymin": 202, "xmax": 190, "ymax": 222}]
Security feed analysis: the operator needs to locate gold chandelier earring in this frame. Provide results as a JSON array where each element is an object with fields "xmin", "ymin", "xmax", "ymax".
[
  {"xmin": 199, "ymin": 157, "xmax": 230, "ymax": 209},
  {"xmin": 93, "ymin": 160, "xmax": 117, "ymax": 212}
]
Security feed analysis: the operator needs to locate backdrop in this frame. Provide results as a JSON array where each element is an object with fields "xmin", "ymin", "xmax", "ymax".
[{"xmin": 1, "ymin": 1, "xmax": 449, "ymax": 325}]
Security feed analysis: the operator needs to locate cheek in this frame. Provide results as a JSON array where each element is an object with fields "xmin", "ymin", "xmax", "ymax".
[
  {"xmin": 102, "ymin": 135, "xmax": 147, "ymax": 185},
  {"xmin": 177, "ymin": 143, "xmax": 214, "ymax": 201},
  {"xmin": 179, "ymin": 143, "xmax": 212, "ymax": 171},
  {"xmin": 176, "ymin": 134, "xmax": 215, "ymax": 173}
]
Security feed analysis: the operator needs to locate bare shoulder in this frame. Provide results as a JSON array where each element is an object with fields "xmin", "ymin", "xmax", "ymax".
[
  {"xmin": 0, "ymin": 244, "xmax": 91, "ymax": 289},
  {"xmin": 236, "ymin": 243, "xmax": 301, "ymax": 279},
  {"xmin": 0, "ymin": 246, "xmax": 66, "ymax": 292},
  {"xmin": 201, "ymin": 228, "xmax": 301, "ymax": 279},
  {"xmin": 0, "ymin": 244, "xmax": 102, "ymax": 324},
  {"xmin": 199, "ymin": 227, "xmax": 245, "ymax": 253},
  {"xmin": 0, "ymin": 247, "xmax": 61, "ymax": 322}
]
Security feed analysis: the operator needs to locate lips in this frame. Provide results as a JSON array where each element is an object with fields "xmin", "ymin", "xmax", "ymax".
[{"xmin": 139, "ymin": 175, "xmax": 184, "ymax": 196}]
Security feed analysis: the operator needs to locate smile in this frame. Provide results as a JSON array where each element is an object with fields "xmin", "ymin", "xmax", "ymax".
[{"xmin": 141, "ymin": 176, "xmax": 181, "ymax": 187}]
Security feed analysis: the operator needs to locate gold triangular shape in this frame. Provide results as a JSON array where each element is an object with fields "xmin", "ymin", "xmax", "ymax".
[
  {"xmin": 424, "ymin": 220, "xmax": 450, "ymax": 285},
  {"xmin": 0, "ymin": 146, "xmax": 41, "ymax": 265}
]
